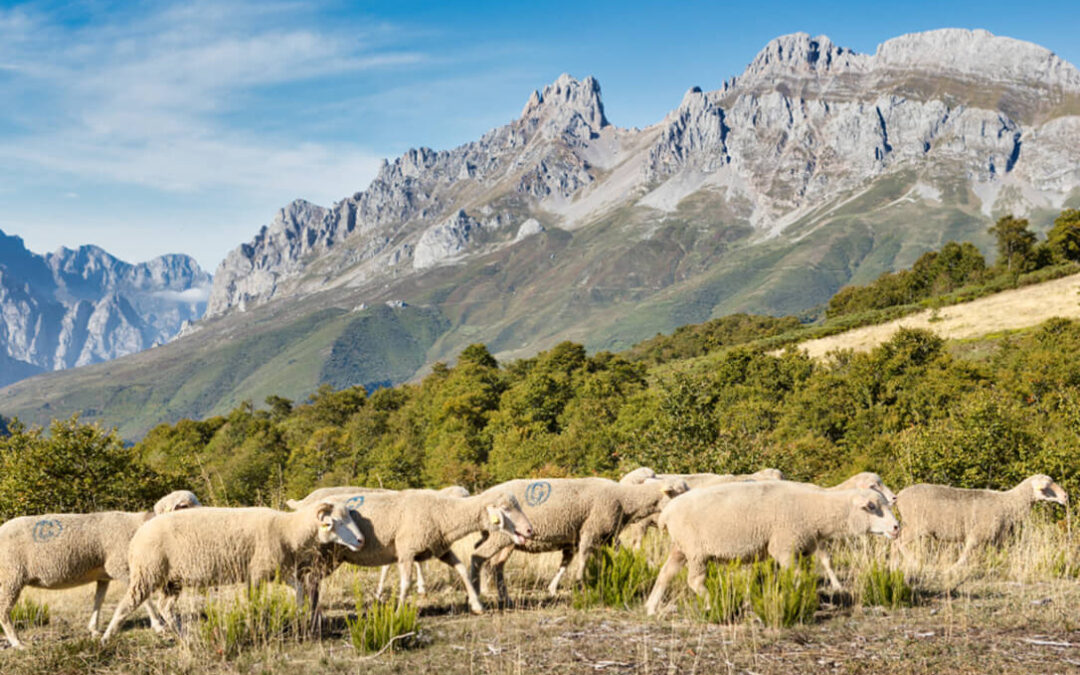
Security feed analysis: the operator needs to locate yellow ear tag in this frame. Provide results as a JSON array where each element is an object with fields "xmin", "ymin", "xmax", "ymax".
[
  {"xmin": 489, "ymin": 512, "xmax": 501, "ymax": 525},
  {"xmin": 319, "ymin": 523, "xmax": 331, "ymax": 531}
]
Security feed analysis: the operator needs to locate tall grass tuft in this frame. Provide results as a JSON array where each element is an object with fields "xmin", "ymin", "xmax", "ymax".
[
  {"xmin": 692, "ymin": 560, "xmax": 748, "ymax": 623},
  {"xmin": 199, "ymin": 583, "xmax": 307, "ymax": 659},
  {"xmin": 572, "ymin": 545, "xmax": 658, "ymax": 610},
  {"xmin": 859, "ymin": 561, "xmax": 914, "ymax": 609},
  {"xmin": 11, "ymin": 598, "xmax": 49, "ymax": 628},
  {"xmin": 747, "ymin": 559, "xmax": 819, "ymax": 628},
  {"xmin": 346, "ymin": 598, "xmax": 420, "ymax": 654}
]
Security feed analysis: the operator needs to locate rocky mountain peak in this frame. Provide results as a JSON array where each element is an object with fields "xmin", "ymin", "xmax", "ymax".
[
  {"xmin": 520, "ymin": 73, "xmax": 609, "ymax": 140},
  {"xmin": 739, "ymin": 32, "xmax": 859, "ymax": 81}
]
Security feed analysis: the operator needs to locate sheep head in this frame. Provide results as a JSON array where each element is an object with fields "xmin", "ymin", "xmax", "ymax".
[
  {"xmin": 314, "ymin": 500, "xmax": 365, "ymax": 551},
  {"xmin": 751, "ymin": 468, "xmax": 785, "ymax": 481},
  {"xmin": 152, "ymin": 490, "xmax": 202, "ymax": 515},
  {"xmin": 850, "ymin": 490, "xmax": 900, "ymax": 540},
  {"xmin": 619, "ymin": 466, "xmax": 658, "ymax": 485},
  {"xmin": 1028, "ymin": 474, "xmax": 1069, "ymax": 507},
  {"xmin": 484, "ymin": 493, "xmax": 534, "ymax": 546},
  {"xmin": 849, "ymin": 472, "xmax": 898, "ymax": 506}
]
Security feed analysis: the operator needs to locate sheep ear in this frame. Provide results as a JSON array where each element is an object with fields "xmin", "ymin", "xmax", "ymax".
[
  {"xmin": 852, "ymin": 495, "xmax": 876, "ymax": 511},
  {"xmin": 486, "ymin": 505, "xmax": 503, "ymax": 527},
  {"xmin": 661, "ymin": 479, "xmax": 687, "ymax": 497},
  {"xmin": 315, "ymin": 501, "xmax": 333, "ymax": 524}
]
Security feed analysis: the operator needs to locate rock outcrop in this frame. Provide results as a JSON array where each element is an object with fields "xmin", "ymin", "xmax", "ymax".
[{"xmin": 0, "ymin": 231, "xmax": 211, "ymax": 385}]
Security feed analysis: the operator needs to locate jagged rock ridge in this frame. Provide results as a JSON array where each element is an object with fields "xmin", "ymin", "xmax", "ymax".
[{"xmin": 0, "ymin": 231, "xmax": 211, "ymax": 385}]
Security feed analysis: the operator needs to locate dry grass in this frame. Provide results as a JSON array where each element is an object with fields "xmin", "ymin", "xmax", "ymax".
[
  {"xmin": 794, "ymin": 272, "xmax": 1080, "ymax": 359},
  {"xmin": 2, "ymin": 522, "xmax": 1080, "ymax": 674}
]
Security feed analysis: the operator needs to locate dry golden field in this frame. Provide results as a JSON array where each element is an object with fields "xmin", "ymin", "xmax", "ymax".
[{"xmin": 2, "ymin": 516, "xmax": 1080, "ymax": 675}]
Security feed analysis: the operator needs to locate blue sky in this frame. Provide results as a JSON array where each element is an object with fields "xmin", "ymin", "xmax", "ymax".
[{"xmin": 1, "ymin": 0, "xmax": 1078, "ymax": 271}]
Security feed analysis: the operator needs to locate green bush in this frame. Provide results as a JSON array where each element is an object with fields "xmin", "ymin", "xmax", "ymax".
[
  {"xmin": 573, "ymin": 545, "xmax": 658, "ymax": 610},
  {"xmin": 199, "ymin": 583, "xmax": 307, "ymax": 659},
  {"xmin": 693, "ymin": 560, "xmax": 748, "ymax": 623},
  {"xmin": 346, "ymin": 591, "xmax": 420, "ymax": 655},
  {"xmin": 747, "ymin": 559, "xmax": 819, "ymax": 628},
  {"xmin": 859, "ymin": 561, "xmax": 913, "ymax": 609},
  {"xmin": 11, "ymin": 598, "xmax": 49, "ymax": 628}
]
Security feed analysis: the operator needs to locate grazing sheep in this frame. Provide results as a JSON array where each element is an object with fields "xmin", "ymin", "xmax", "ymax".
[
  {"xmin": 828, "ymin": 472, "xmax": 898, "ymax": 505},
  {"xmin": 645, "ymin": 481, "xmax": 899, "ymax": 615},
  {"xmin": 99, "ymin": 499, "xmax": 363, "ymax": 642},
  {"xmin": 287, "ymin": 485, "xmax": 471, "ymax": 598},
  {"xmin": 618, "ymin": 468, "xmax": 785, "ymax": 548},
  {"xmin": 301, "ymin": 489, "xmax": 534, "ymax": 616},
  {"xmin": 0, "ymin": 490, "xmax": 201, "ymax": 649},
  {"xmin": 894, "ymin": 474, "xmax": 1068, "ymax": 568},
  {"xmin": 470, "ymin": 477, "xmax": 689, "ymax": 604}
]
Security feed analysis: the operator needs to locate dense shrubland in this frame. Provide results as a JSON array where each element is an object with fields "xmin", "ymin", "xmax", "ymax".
[{"xmin": 1, "ymin": 212, "xmax": 1080, "ymax": 514}]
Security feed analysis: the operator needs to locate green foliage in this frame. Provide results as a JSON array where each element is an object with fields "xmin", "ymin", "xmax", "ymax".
[
  {"xmin": 572, "ymin": 545, "xmax": 658, "ymax": 610},
  {"xmin": 989, "ymin": 215, "xmax": 1038, "ymax": 274},
  {"xmin": 199, "ymin": 583, "xmax": 307, "ymax": 659},
  {"xmin": 346, "ymin": 596, "xmax": 420, "ymax": 655},
  {"xmin": 859, "ymin": 561, "xmax": 913, "ymax": 609},
  {"xmin": 626, "ymin": 314, "xmax": 804, "ymax": 365},
  {"xmin": 1047, "ymin": 209, "xmax": 1080, "ymax": 263},
  {"xmin": 0, "ymin": 416, "xmax": 174, "ymax": 519},
  {"xmin": 694, "ymin": 560, "xmax": 748, "ymax": 623},
  {"xmin": 11, "ymin": 598, "xmax": 50, "ymax": 628},
  {"xmin": 747, "ymin": 559, "xmax": 819, "ymax": 628}
]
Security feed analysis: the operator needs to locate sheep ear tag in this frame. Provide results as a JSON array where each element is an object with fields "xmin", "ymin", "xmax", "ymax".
[{"xmin": 487, "ymin": 507, "xmax": 502, "ymax": 526}]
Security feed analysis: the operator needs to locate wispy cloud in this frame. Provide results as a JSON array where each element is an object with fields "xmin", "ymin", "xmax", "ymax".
[{"xmin": 0, "ymin": 0, "xmax": 421, "ymax": 199}]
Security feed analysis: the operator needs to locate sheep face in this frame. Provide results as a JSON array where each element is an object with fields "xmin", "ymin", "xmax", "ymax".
[
  {"xmin": 315, "ymin": 501, "xmax": 365, "ymax": 551},
  {"xmin": 485, "ymin": 494, "xmax": 534, "ymax": 546},
  {"xmin": 1030, "ymin": 475, "xmax": 1069, "ymax": 507},
  {"xmin": 853, "ymin": 473, "xmax": 898, "ymax": 506},
  {"xmin": 655, "ymin": 478, "xmax": 691, "ymax": 509},
  {"xmin": 152, "ymin": 490, "xmax": 202, "ymax": 515},
  {"xmin": 849, "ymin": 492, "xmax": 900, "ymax": 539}
]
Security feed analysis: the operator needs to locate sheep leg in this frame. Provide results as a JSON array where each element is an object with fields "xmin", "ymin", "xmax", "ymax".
[
  {"xmin": 158, "ymin": 585, "xmax": 183, "ymax": 636},
  {"xmin": 547, "ymin": 547, "xmax": 574, "ymax": 596},
  {"xmin": 414, "ymin": 562, "xmax": 427, "ymax": 595},
  {"xmin": 145, "ymin": 593, "xmax": 169, "ymax": 635},
  {"xmin": 488, "ymin": 545, "xmax": 514, "ymax": 606},
  {"xmin": 815, "ymin": 550, "xmax": 842, "ymax": 591},
  {"xmin": 376, "ymin": 565, "xmax": 389, "ymax": 600},
  {"xmin": 87, "ymin": 580, "xmax": 109, "ymax": 635},
  {"xmin": 567, "ymin": 532, "xmax": 601, "ymax": 586},
  {"xmin": 0, "ymin": 579, "xmax": 24, "ymax": 649},
  {"xmin": 397, "ymin": 558, "xmax": 414, "ymax": 607},
  {"xmin": 950, "ymin": 537, "xmax": 979, "ymax": 572},
  {"xmin": 438, "ymin": 550, "xmax": 485, "ymax": 615},
  {"xmin": 101, "ymin": 582, "xmax": 153, "ymax": 643},
  {"xmin": 645, "ymin": 546, "xmax": 687, "ymax": 616}
]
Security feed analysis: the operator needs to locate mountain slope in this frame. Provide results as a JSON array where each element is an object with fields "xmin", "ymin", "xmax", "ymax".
[
  {"xmin": 2, "ymin": 28, "xmax": 1079, "ymax": 437},
  {"xmin": 0, "ymin": 231, "xmax": 211, "ymax": 387}
]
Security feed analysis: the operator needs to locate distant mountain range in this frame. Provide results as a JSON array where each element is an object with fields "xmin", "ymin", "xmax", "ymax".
[
  {"xmin": 0, "ymin": 230, "xmax": 210, "ymax": 387},
  {"xmin": 2, "ymin": 28, "xmax": 1078, "ymax": 437}
]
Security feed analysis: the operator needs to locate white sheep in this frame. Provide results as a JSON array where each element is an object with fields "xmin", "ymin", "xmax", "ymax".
[
  {"xmin": 469, "ymin": 477, "xmax": 689, "ymax": 605},
  {"xmin": 99, "ymin": 499, "xmax": 363, "ymax": 642},
  {"xmin": 827, "ymin": 472, "xmax": 898, "ymax": 505},
  {"xmin": 299, "ymin": 489, "xmax": 534, "ymax": 616},
  {"xmin": 645, "ymin": 481, "xmax": 899, "ymax": 615},
  {"xmin": 0, "ymin": 490, "xmax": 200, "ymax": 649},
  {"xmin": 287, "ymin": 484, "xmax": 470, "ymax": 598},
  {"xmin": 894, "ymin": 474, "xmax": 1068, "ymax": 568},
  {"xmin": 618, "ymin": 468, "xmax": 785, "ymax": 548}
]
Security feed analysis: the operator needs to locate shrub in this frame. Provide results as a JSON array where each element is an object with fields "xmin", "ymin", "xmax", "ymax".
[
  {"xmin": 573, "ymin": 545, "xmax": 658, "ymax": 610},
  {"xmin": 199, "ymin": 583, "xmax": 307, "ymax": 659},
  {"xmin": 346, "ymin": 593, "xmax": 420, "ymax": 654},
  {"xmin": 11, "ymin": 598, "xmax": 49, "ymax": 628},
  {"xmin": 859, "ymin": 561, "xmax": 913, "ymax": 609},
  {"xmin": 693, "ymin": 560, "xmax": 748, "ymax": 623},
  {"xmin": 747, "ymin": 559, "xmax": 819, "ymax": 628}
]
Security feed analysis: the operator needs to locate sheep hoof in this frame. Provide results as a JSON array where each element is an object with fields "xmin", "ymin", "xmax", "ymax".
[{"xmin": 469, "ymin": 603, "xmax": 485, "ymax": 615}]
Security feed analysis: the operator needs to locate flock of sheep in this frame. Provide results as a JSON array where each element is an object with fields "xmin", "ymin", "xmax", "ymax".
[{"xmin": 0, "ymin": 467, "xmax": 1068, "ymax": 649}]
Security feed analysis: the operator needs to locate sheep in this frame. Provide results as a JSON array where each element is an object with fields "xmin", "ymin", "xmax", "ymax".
[
  {"xmin": 0, "ymin": 490, "xmax": 200, "ymax": 649},
  {"xmin": 827, "ymin": 472, "xmax": 897, "ymax": 505},
  {"xmin": 298, "ymin": 488, "xmax": 534, "ymax": 616},
  {"xmin": 287, "ymin": 485, "xmax": 471, "ymax": 597},
  {"xmin": 618, "ymin": 468, "xmax": 785, "ymax": 548},
  {"xmin": 894, "ymin": 474, "xmax": 1068, "ymax": 569},
  {"xmin": 469, "ymin": 477, "xmax": 689, "ymax": 605},
  {"xmin": 99, "ymin": 499, "xmax": 364, "ymax": 643},
  {"xmin": 644, "ymin": 481, "xmax": 899, "ymax": 615}
]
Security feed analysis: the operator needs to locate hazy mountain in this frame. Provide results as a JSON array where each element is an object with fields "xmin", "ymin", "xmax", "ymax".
[
  {"xmin": 3, "ymin": 29, "xmax": 1078, "ymax": 437},
  {"xmin": 0, "ymin": 230, "xmax": 211, "ymax": 386}
]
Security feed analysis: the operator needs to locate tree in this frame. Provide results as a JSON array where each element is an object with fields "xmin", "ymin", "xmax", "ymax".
[
  {"xmin": 1046, "ymin": 209, "xmax": 1080, "ymax": 263},
  {"xmin": 988, "ymin": 215, "xmax": 1037, "ymax": 273}
]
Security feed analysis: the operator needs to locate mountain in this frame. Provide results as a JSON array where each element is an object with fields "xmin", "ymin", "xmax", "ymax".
[
  {"xmin": 0, "ymin": 231, "xmax": 212, "ymax": 387},
  {"xmin": 2, "ymin": 29, "xmax": 1079, "ymax": 438}
]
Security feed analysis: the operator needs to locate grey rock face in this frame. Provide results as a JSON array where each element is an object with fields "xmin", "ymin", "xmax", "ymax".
[
  {"xmin": 0, "ymin": 231, "xmax": 211, "ymax": 383},
  {"xmin": 205, "ymin": 29, "xmax": 1080, "ymax": 318}
]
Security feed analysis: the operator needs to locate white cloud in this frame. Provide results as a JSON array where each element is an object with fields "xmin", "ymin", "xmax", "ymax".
[{"xmin": 0, "ymin": 1, "xmax": 415, "ymax": 198}]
